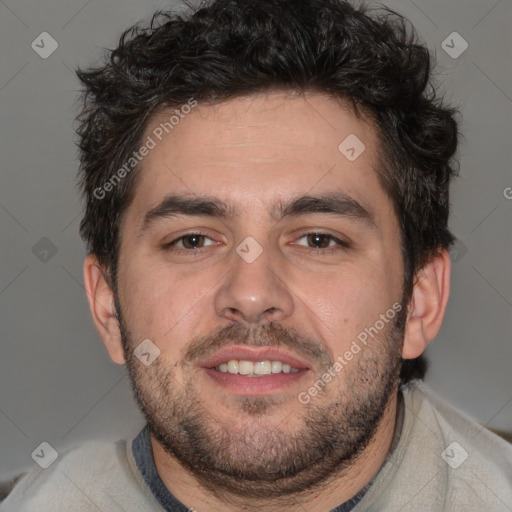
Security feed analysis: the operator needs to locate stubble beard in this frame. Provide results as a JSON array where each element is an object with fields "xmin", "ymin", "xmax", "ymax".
[{"xmin": 117, "ymin": 300, "xmax": 404, "ymax": 501}]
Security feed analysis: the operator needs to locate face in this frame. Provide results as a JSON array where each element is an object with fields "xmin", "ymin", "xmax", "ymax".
[{"xmin": 115, "ymin": 92, "xmax": 406, "ymax": 497}]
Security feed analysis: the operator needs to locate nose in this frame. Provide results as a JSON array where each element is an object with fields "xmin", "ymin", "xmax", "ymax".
[{"xmin": 213, "ymin": 243, "xmax": 294, "ymax": 325}]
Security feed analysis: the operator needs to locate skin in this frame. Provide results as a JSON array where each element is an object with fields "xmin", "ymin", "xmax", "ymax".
[{"xmin": 84, "ymin": 91, "xmax": 451, "ymax": 512}]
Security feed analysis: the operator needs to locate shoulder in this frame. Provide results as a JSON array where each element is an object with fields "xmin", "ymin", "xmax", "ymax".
[
  {"xmin": 0, "ymin": 437, "xmax": 162, "ymax": 512},
  {"xmin": 406, "ymin": 381, "xmax": 512, "ymax": 464},
  {"xmin": 402, "ymin": 381, "xmax": 512, "ymax": 508},
  {"xmin": 357, "ymin": 382, "xmax": 512, "ymax": 511}
]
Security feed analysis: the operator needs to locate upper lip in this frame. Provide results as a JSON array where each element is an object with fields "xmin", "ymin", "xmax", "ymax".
[{"xmin": 199, "ymin": 346, "xmax": 311, "ymax": 369}]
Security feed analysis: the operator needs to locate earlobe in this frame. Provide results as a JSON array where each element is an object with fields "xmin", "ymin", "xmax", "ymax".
[
  {"xmin": 402, "ymin": 250, "xmax": 451, "ymax": 359},
  {"xmin": 83, "ymin": 254, "xmax": 126, "ymax": 364}
]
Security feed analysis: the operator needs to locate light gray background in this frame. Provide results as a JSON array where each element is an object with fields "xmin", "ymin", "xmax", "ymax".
[{"xmin": 0, "ymin": 0, "xmax": 511, "ymax": 480}]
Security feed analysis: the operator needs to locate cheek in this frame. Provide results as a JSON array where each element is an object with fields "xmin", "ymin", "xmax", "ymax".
[
  {"xmin": 296, "ymin": 262, "xmax": 400, "ymax": 345},
  {"xmin": 119, "ymin": 257, "xmax": 220, "ymax": 348}
]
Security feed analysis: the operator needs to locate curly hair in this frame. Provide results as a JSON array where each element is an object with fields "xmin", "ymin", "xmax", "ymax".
[{"xmin": 76, "ymin": 0, "xmax": 459, "ymax": 384}]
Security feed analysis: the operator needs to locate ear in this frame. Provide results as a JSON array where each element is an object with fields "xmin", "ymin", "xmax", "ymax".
[
  {"xmin": 402, "ymin": 249, "xmax": 451, "ymax": 359},
  {"xmin": 83, "ymin": 254, "xmax": 126, "ymax": 364}
]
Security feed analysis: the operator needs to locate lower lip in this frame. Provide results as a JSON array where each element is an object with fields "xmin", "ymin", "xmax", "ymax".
[{"xmin": 202, "ymin": 368, "xmax": 310, "ymax": 395}]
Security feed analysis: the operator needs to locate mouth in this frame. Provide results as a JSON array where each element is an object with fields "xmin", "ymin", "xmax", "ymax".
[
  {"xmin": 214, "ymin": 359, "xmax": 300, "ymax": 375},
  {"xmin": 199, "ymin": 346, "xmax": 311, "ymax": 395}
]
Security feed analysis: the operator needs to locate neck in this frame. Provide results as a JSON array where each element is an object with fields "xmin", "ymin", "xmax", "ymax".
[{"xmin": 151, "ymin": 390, "xmax": 399, "ymax": 512}]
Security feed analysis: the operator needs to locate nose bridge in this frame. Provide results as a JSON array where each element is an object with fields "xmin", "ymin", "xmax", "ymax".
[{"xmin": 214, "ymin": 239, "xmax": 294, "ymax": 325}]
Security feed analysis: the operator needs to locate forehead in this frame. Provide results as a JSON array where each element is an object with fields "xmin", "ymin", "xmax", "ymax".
[{"xmin": 127, "ymin": 91, "xmax": 387, "ymax": 221}]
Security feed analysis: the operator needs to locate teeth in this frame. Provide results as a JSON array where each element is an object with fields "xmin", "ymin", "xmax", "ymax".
[
  {"xmin": 239, "ymin": 360, "xmax": 253, "ymax": 375},
  {"xmin": 254, "ymin": 360, "xmax": 272, "ymax": 375},
  {"xmin": 214, "ymin": 359, "xmax": 301, "ymax": 376},
  {"xmin": 227, "ymin": 360, "xmax": 239, "ymax": 373},
  {"xmin": 271, "ymin": 361, "xmax": 282, "ymax": 373}
]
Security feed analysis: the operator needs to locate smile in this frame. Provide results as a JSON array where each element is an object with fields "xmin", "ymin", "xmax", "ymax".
[{"xmin": 214, "ymin": 359, "xmax": 300, "ymax": 376}]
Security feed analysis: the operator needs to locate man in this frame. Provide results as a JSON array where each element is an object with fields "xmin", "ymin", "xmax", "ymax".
[{"xmin": 2, "ymin": 0, "xmax": 511, "ymax": 510}]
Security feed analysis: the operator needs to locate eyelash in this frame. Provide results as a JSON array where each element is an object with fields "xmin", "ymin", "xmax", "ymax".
[
  {"xmin": 296, "ymin": 233, "xmax": 351, "ymax": 253},
  {"xmin": 165, "ymin": 232, "xmax": 218, "ymax": 253},
  {"xmin": 164, "ymin": 231, "xmax": 350, "ymax": 254}
]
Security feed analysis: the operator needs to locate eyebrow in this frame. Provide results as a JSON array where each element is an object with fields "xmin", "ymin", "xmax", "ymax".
[
  {"xmin": 139, "ymin": 195, "xmax": 235, "ymax": 236},
  {"xmin": 139, "ymin": 191, "xmax": 375, "ymax": 236},
  {"xmin": 277, "ymin": 192, "xmax": 375, "ymax": 227}
]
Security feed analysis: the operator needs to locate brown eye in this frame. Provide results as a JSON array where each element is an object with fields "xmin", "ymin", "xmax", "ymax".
[
  {"xmin": 181, "ymin": 234, "xmax": 206, "ymax": 249},
  {"xmin": 306, "ymin": 233, "xmax": 333, "ymax": 248},
  {"xmin": 167, "ymin": 233, "xmax": 216, "ymax": 250},
  {"xmin": 293, "ymin": 232, "xmax": 350, "ymax": 252}
]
